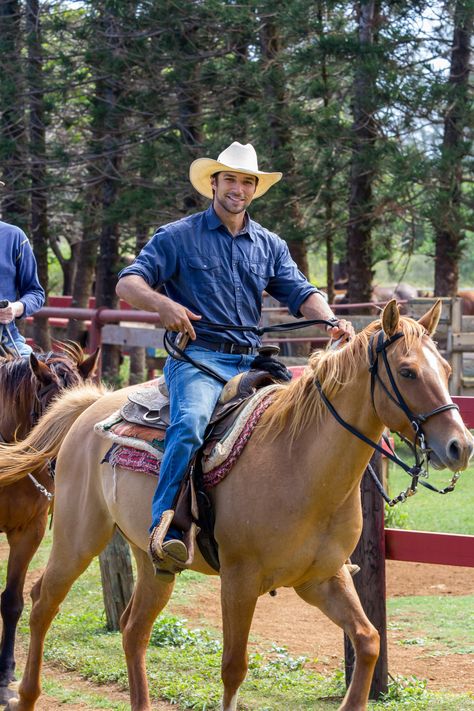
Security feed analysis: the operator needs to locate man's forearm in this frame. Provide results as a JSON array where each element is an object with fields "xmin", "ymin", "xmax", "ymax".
[
  {"xmin": 299, "ymin": 292, "xmax": 336, "ymax": 322},
  {"xmin": 116, "ymin": 275, "xmax": 169, "ymax": 313}
]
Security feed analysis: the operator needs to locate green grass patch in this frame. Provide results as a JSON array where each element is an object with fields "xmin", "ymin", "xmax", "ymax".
[
  {"xmin": 387, "ymin": 444, "xmax": 474, "ymax": 534},
  {"xmin": 388, "ymin": 595, "xmax": 474, "ymax": 657},
  {"xmin": 3, "ymin": 543, "xmax": 471, "ymax": 710}
]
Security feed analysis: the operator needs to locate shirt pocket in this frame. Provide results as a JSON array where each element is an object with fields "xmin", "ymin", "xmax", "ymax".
[
  {"xmin": 186, "ymin": 256, "xmax": 222, "ymax": 294},
  {"xmin": 247, "ymin": 261, "xmax": 275, "ymax": 293}
]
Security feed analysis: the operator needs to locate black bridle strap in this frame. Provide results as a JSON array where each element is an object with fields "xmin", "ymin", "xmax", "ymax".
[
  {"xmin": 314, "ymin": 378, "xmax": 417, "ymax": 476},
  {"xmin": 370, "ymin": 330, "xmax": 459, "ymax": 431}
]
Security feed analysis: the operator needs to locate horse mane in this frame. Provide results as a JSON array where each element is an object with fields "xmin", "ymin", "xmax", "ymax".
[
  {"xmin": 257, "ymin": 314, "xmax": 427, "ymax": 444},
  {"xmin": 0, "ymin": 382, "xmax": 108, "ymax": 484},
  {"xmin": 0, "ymin": 343, "xmax": 87, "ymax": 421}
]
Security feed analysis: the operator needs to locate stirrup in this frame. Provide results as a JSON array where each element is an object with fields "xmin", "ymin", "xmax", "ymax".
[{"xmin": 148, "ymin": 510, "xmax": 174, "ymax": 564}]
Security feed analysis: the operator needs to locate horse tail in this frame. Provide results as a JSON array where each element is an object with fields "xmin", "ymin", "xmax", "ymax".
[{"xmin": 0, "ymin": 383, "xmax": 107, "ymax": 486}]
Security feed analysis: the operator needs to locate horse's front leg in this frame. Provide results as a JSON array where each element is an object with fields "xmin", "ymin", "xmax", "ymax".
[
  {"xmin": 295, "ymin": 567, "xmax": 379, "ymax": 711},
  {"xmin": 121, "ymin": 547, "xmax": 175, "ymax": 711},
  {"xmin": 219, "ymin": 567, "xmax": 259, "ymax": 711},
  {"xmin": 0, "ymin": 516, "xmax": 48, "ymax": 700}
]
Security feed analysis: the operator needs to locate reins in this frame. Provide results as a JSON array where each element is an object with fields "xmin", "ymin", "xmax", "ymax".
[
  {"xmin": 315, "ymin": 328, "xmax": 461, "ymax": 506},
  {"xmin": 163, "ymin": 317, "xmax": 339, "ymax": 384}
]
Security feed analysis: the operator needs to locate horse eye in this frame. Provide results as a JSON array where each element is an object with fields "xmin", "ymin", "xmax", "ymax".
[{"xmin": 400, "ymin": 368, "xmax": 416, "ymax": 379}]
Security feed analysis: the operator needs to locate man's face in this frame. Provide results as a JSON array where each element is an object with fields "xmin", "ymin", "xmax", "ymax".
[{"xmin": 211, "ymin": 171, "xmax": 257, "ymax": 215}]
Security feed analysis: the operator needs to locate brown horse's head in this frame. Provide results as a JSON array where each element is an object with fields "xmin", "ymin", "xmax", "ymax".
[{"xmin": 29, "ymin": 342, "xmax": 100, "ymax": 421}]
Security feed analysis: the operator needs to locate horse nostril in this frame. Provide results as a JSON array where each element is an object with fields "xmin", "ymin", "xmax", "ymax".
[{"xmin": 447, "ymin": 439, "xmax": 462, "ymax": 463}]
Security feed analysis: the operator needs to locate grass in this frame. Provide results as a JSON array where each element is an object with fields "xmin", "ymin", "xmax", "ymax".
[
  {"xmin": 2, "ymin": 443, "xmax": 473, "ymax": 710},
  {"xmin": 386, "ymin": 441, "xmax": 474, "ymax": 534},
  {"xmin": 1, "ymin": 529, "xmax": 471, "ymax": 711}
]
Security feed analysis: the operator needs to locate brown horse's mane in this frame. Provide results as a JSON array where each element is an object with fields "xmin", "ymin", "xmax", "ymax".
[
  {"xmin": 0, "ymin": 342, "xmax": 85, "ymax": 417},
  {"xmin": 258, "ymin": 315, "xmax": 427, "ymax": 444}
]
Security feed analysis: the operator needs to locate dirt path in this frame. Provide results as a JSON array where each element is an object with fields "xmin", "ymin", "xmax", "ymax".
[
  {"xmin": 172, "ymin": 560, "xmax": 474, "ymax": 695},
  {"xmin": 2, "ymin": 557, "xmax": 473, "ymax": 708}
]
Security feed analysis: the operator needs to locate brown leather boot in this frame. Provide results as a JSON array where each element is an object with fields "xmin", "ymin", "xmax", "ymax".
[{"xmin": 148, "ymin": 511, "xmax": 188, "ymax": 581}]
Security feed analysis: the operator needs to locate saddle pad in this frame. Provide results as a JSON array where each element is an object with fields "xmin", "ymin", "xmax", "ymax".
[
  {"xmin": 95, "ymin": 410, "xmax": 166, "ymax": 456},
  {"xmin": 108, "ymin": 444, "xmax": 160, "ymax": 476},
  {"xmin": 202, "ymin": 386, "xmax": 278, "ymax": 473},
  {"xmin": 201, "ymin": 391, "xmax": 275, "ymax": 490}
]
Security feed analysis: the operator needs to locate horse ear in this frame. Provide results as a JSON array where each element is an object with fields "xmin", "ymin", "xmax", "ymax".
[
  {"xmin": 381, "ymin": 299, "xmax": 400, "ymax": 336},
  {"xmin": 78, "ymin": 348, "xmax": 100, "ymax": 380},
  {"xmin": 29, "ymin": 353, "xmax": 54, "ymax": 385},
  {"xmin": 418, "ymin": 299, "xmax": 442, "ymax": 336}
]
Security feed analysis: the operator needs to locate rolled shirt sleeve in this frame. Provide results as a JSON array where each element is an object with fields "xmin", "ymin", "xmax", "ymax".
[{"xmin": 266, "ymin": 239, "xmax": 322, "ymax": 317}]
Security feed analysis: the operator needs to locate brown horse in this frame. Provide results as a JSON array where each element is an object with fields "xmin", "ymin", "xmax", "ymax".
[
  {"xmin": 0, "ymin": 301, "xmax": 472, "ymax": 711},
  {"xmin": 0, "ymin": 343, "xmax": 99, "ymax": 701}
]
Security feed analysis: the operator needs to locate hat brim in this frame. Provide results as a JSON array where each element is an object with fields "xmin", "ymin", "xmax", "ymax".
[{"xmin": 189, "ymin": 158, "xmax": 282, "ymax": 200}]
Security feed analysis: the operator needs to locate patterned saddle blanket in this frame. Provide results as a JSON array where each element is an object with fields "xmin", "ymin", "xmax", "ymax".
[{"xmin": 95, "ymin": 376, "xmax": 278, "ymax": 489}]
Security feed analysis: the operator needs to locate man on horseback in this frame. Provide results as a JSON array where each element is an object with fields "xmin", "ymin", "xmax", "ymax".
[
  {"xmin": 0, "ymin": 204, "xmax": 45, "ymax": 357},
  {"xmin": 116, "ymin": 141, "xmax": 354, "ymax": 578}
]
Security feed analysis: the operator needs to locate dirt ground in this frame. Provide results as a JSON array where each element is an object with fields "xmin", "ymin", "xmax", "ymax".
[
  {"xmin": 173, "ymin": 560, "xmax": 474, "ymax": 695},
  {"xmin": 2, "ymin": 559, "xmax": 473, "ymax": 709}
]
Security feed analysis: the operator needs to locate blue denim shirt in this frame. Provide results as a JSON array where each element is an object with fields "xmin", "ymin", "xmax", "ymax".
[
  {"xmin": 0, "ymin": 221, "xmax": 45, "ymax": 343},
  {"xmin": 118, "ymin": 206, "xmax": 320, "ymax": 347}
]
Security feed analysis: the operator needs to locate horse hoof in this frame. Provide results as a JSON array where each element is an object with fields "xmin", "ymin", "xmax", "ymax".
[{"xmin": 0, "ymin": 685, "xmax": 19, "ymax": 706}]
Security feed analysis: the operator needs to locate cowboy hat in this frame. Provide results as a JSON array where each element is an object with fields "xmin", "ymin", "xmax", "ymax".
[{"xmin": 189, "ymin": 142, "xmax": 282, "ymax": 200}]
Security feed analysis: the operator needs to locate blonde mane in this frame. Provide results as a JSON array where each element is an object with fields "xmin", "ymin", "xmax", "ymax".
[{"xmin": 257, "ymin": 315, "xmax": 427, "ymax": 444}]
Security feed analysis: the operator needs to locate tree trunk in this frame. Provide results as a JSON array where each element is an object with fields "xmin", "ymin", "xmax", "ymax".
[
  {"xmin": 0, "ymin": 0, "xmax": 29, "ymax": 230},
  {"xmin": 99, "ymin": 529, "xmax": 134, "ymax": 632},
  {"xmin": 26, "ymin": 0, "xmax": 50, "ymax": 350},
  {"xmin": 433, "ymin": 0, "xmax": 473, "ymax": 296},
  {"xmin": 260, "ymin": 12, "xmax": 309, "ymax": 277},
  {"xmin": 346, "ymin": 0, "xmax": 379, "ymax": 305},
  {"xmin": 93, "ymin": 2, "xmax": 127, "ymax": 382}
]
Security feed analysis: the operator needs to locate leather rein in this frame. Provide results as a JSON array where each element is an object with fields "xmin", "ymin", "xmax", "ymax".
[
  {"xmin": 315, "ymin": 329, "xmax": 461, "ymax": 505},
  {"xmin": 163, "ymin": 317, "xmax": 340, "ymax": 384}
]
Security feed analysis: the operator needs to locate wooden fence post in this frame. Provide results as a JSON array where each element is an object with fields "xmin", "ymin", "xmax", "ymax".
[
  {"xmin": 99, "ymin": 529, "xmax": 134, "ymax": 631},
  {"xmin": 344, "ymin": 450, "xmax": 388, "ymax": 699}
]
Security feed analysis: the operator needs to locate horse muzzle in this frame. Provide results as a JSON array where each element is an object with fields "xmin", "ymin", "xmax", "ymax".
[{"xmin": 428, "ymin": 428, "xmax": 474, "ymax": 471}]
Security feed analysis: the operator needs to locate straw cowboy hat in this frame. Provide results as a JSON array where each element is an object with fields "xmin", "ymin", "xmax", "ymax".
[{"xmin": 189, "ymin": 142, "xmax": 282, "ymax": 200}]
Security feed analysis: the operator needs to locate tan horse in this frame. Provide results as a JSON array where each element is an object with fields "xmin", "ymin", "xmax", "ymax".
[{"xmin": 0, "ymin": 301, "xmax": 472, "ymax": 711}]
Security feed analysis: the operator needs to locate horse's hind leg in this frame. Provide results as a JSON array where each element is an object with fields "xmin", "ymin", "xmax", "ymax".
[
  {"xmin": 295, "ymin": 568, "xmax": 379, "ymax": 711},
  {"xmin": 219, "ymin": 568, "xmax": 259, "ymax": 711},
  {"xmin": 0, "ymin": 511, "xmax": 48, "ymax": 700},
  {"xmin": 5, "ymin": 517, "xmax": 115, "ymax": 711},
  {"xmin": 120, "ymin": 545, "xmax": 175, "ymax": 711}
]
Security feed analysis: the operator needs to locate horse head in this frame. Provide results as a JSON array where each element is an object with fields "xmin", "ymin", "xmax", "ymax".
[
  {"xmin": 373, "ymin": 299, "xmax": 473, "ymax": 471},
  {"xmin": 29, "ymin": 343, "xmax": 100, "ymax": 420}
]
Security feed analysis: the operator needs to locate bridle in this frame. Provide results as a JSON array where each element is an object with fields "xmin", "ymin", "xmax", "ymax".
[
  {"xmin": 31, "ymin": 379, "xmax": 61, "ymax": 427},
  {"xmin": 315, "ymin": 328, "xmax": 461, "ymax": 505}
]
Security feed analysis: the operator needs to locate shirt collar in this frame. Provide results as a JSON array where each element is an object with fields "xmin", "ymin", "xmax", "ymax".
[{"xmin": 205, "ymin": 205, "xmax": 256, "ymax": 241}]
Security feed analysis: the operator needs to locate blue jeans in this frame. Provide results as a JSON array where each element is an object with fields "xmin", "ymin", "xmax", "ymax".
[
  {"xmin": 0, "ymin": 325, "xmax": 32, "ymax": 357},
  {"xmin": 151, "ymin": 346, "xmax": 255, "ymax": 539}
]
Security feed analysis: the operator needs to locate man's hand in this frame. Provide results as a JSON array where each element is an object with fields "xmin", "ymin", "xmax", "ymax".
[
  {"xmin": 299, "ymin": 293, "xmax": 355, "ymax": 344},
  {"xmin": 327, "ymin": 318, "xmax": 355, "ymax": 344},
  {"xmin": 0, "ymin": 301, "xmax": 23, "ymax": 324},
  {"xmin": 158, "ymin": 298, "xmax": 201, "ymax": 340}
]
